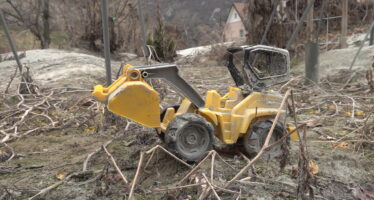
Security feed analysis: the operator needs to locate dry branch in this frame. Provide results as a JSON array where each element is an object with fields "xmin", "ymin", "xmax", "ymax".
[
  {"xmin": 83, "ymin": 140, "xmax": 113, "ymax": 171},
  {"xmin": 145, "ymin": 145, "xmax": 191, "ymax": 168},
  {"xmin": 224, "ymin": 89, "xmax": 291, "ymax": 188},
  {"xmin": 103, "ymin": 145, "xmax": 129, "ymax": 185},
  {"xmin": 28, "ymin": 171, "xmax": 78, "ymax": 200},
  {"xmin": 210, "ymin": 151, "xmax": 216, "ymax": 183},
  {"xmin": 152, "ymin": 182, "xmax": 206, "ymax": 192},
  {"xmin": 178, "ymin": 151, "xmax": 214, "ymax": 185},
  {"xmin": 291, "ymin": 90, "xmax": 314, "ymax": 199},
  {"xmin": 202, "ymin": 173, "xmax": 221, "ymax": 200},
  {"xmin": 28, "ymin": 180, "xmax": 64, "ymax": 200},
  {"xmin": 128, "ymin": 152, "xmax": 144, "ymax": 200}
]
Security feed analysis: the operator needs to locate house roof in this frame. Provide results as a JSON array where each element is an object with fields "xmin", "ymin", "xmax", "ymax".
[{"xmin": 233, "ymin": 2, "xmax": 247, "ymax": 21}]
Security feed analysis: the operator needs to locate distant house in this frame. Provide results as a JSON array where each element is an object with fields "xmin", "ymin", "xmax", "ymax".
[{"xmin": 223, "ymin": 2, "xmax": 248, "ymax": 42}]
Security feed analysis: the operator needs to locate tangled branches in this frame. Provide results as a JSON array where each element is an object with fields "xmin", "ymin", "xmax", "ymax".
[
  {"xmin": 0, "ymin": 78, "xmax": 100, "ymax": 162},
  {"xmin": 280, "ymin": 67, "xmax": 374, "ymax": 152}
]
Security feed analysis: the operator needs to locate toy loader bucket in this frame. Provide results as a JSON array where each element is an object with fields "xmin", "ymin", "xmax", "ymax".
[{"xmin": 92, "ymin": 67, "xmax": 160, "ymax": 128}]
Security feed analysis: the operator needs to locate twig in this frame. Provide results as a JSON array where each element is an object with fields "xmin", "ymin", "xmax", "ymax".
[
  {"xmin": 339, "ymin": 72, "xmax": 357, "ymax": 91},
  {"xmin": 145, "ymin": 145, "xmax": 191, "ymax": 168},
  {"xmin": 129, "ymin": 152, "xmax": 144, "ymax": 200},
  {"xmin": 102, "ymin": 145, "xmax": 129, "ymax": 185},
  {"xmin": 213, "ymin": 184, "xmax": 239, "ymax": 195},
  {"xmin": 152, "ymin": 182, "xmax": 206, "ymax": 191},
  {"xmin": 28, "ymin": 180, "xmax": 64, "ymax": 200},
  {"xmin": 292, "ymin": 90, "xmax": 314, "ymax": 199},
  {"xmin": 28, "ymin": 170, "xmax": 99, "ymax": 200},
  {"xmin": 215, "ymin": 153, "xmax": 236, "ymax": 170},
  {"xmin": 83, "ymin": 140, "xmax": 113, "ymax": 171},
  {"xmin": 239, "ymin": 152, "xmax": 250, "ymax": 162},
  {"xmin": 202, "ymin": 173, "xmax": 221, "ymax": 200},
  {"xmin": 28, "ymin": 172, "xmax": 78, "ymax": 200},
  {"xmin": 224, "ymin": 89, "xmax": 291, "ymax": 188},
  {"xmin": 235, "ymin": 189, "xmax": 242, "ymax": 200},
  {"xmin": 144, "ymin": 147, "xmax": 156, "ymax": 170},
  {"xmin": 265, "ymin": 123, "xmax": 306, "ymax": 151},
  {"xmin": 211, "ymin": 151, "xmax": 216, "ymax": 183},
  {"xmin": 279, "ymin": 76, "xmax": 302, "ymax": 92},
  {"xmin": 178, "ymin": 151, "xmax": 213, "ymax": 185},
  {"xmin": 125, "ymin": 120, "xmax": 135, "ymax": 131},
  {"xmin": 236, "ymin": 180, "xmax": 268, "ymax": 186}
]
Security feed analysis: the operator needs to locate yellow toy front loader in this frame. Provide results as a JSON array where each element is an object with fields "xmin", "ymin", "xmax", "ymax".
[{"xmin": 93, "ymin": 45, "xmax": 292, "ymax": 161}]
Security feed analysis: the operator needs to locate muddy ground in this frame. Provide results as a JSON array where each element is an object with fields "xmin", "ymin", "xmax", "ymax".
[{"xmin": 0, "ymin": 47, "xmax": 374, "ymax": 199}]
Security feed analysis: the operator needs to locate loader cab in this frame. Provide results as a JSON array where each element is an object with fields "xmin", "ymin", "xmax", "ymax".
[{"xmin": 227, "ymin": 45, "xmax": 290, "ymax": 91}]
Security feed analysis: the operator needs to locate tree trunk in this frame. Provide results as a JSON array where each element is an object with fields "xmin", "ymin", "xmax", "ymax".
[
  {"xmin": 41, "ymin": 0, "xmax": 50, "ymax": 49},
  {"xmin": 340, "ymin": 0, "xmax": 348, "ymax": 48}
]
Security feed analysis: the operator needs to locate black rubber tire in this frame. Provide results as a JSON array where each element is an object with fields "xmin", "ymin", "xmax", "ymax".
[
  {"xmin": 243, "ymin": 119, "xmax": 286, "ymax": 158},
  {"xmin": 164, "ymin": 113, "xmax": 214, "ymax": 162}
]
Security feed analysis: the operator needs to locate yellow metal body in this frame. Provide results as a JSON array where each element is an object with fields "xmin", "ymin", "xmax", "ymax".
[
  {"xmin": 93, "ymin": 65, "xmax": 289, "ymax": 144},
  {"xmin": 93, "ymin": 65, "xmax": 160, "ymax": 128},
  {"xmin": 199, "ymin": 89, "xmax": 284, "ymax": 144}
]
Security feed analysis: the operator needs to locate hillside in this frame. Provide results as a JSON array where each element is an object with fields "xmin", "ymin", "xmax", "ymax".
[{"xmin": 144, "ymin": 0, "xmax": 244, "ymax": 46}]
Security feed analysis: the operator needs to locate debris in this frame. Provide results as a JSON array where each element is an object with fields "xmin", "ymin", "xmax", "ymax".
[
  {"xmin": 55, "ymin": 170, "xmax": 68, "ymax": 180},
  {"xmin": 334, "ymin": 141, "xmax": 349, "ymax": 149},
  {"xmin": 306, "ymin": 118, "xmax": 322, "ymax": 128},
  {"xmin": 308, "ymin": 160, "xmax": 319, "ymax": 175}
]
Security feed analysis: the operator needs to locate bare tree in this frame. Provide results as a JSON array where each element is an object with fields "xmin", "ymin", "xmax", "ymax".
[
  {"xmin": 58, "ymin": 0, "xmax": 133, "ymax": 52},
  {"xmin": 2, "ymin": 0, "xmax": 51, "ymax": 49}
]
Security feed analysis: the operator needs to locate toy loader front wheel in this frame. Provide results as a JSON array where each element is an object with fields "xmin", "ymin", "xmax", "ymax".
[
  {"xmin": 157, "ymin": 104, "xmax": 180, "ymax": 141},
  {"xmin": 165, "ymin": 113, "xmax": 213, "ymax": 162},
  {"xmin": 243, "ymin": 119, "xmax": 287, "ymax": 158}
]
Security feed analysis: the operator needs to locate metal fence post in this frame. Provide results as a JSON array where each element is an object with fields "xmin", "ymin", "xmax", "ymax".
[
  {"xmin": 305, "ymin": 41, "xmax": 319, "ymax": 84},
  {"xmin": 370, "ymin": 13, "xmax": 374, "ymax": 46},
  {"xmin": 370, "ymin": 25, "xmax": 374, "ymax": 46}
]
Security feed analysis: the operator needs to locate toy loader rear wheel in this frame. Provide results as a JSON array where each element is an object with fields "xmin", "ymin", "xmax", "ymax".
[
  {"xmin": 164, "ymin": 113, "xmax": 213, "ymax": 162},
  {"xmin": 243, "ymin": 119, "xmax": 286, "ymax": 158}
]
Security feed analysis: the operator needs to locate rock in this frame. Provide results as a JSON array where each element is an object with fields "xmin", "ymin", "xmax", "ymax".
[
  {"xmin": 118, "ymin": 52, "xmax": 138, "ymax": 60},
  {"xmin": 0, "ymin": 49, "xmax": 121, "ymax": 90},
  {"xmin": 0, "ymin": 51, "xmax": 26, "ymax": 62}
]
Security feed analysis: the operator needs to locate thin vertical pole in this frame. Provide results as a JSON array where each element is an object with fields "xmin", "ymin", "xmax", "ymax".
[
  {"xmin": 260, "ymin": 0, "xmax": 280, "ymax": 45},
  {"xmin": 286, "ymin": 0, "xmax": 315, "ymax": 50},
  {"xmin": 340, "ymin": 0, "xmax": 348, "ymax": 48},
  {"xmin": 101, "ymin": 0, "xmax": 112, "ymax": 86},
  {"xmin": 370, "ymin": 24, "xmax": 374, "ymax": 46},
  {"xmin": 0, "ymin": 9, "xmax": 23, "ymax": 73},
  {"xmin": 315, "ymin": 0, "xmax": 328, "ymax": 42},
  {"xmin": 137, "ymin": 0, "xmax": 148, "ymax": 57},
  {"xmin": 349, "ymin": 20, "xmax": 374, "ymax": 70},
  {"xmin": 370, "ymin": 11, "xmax": 374, "ymax": 46},
  {"xmin": 295, "ymin": 0, "xmax": 298, "ymax": 22},
  {"xmin": 306, "ymin": 0, "xmax": 314, "ymax": 41},
  {"xmin": 326, "ymin": 17, "xmax": 329, "ymax": 51}
]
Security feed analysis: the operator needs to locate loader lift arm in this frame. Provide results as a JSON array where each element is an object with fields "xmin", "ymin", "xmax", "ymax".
[{"xmin": 135, "ymin": 64, "xmax": 205, "ymax": 108}]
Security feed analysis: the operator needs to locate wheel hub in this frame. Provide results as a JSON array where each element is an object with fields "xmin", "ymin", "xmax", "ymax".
[{"xmin": 186, "ymin": 132, "xmax": 198, "ymax": 145}]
